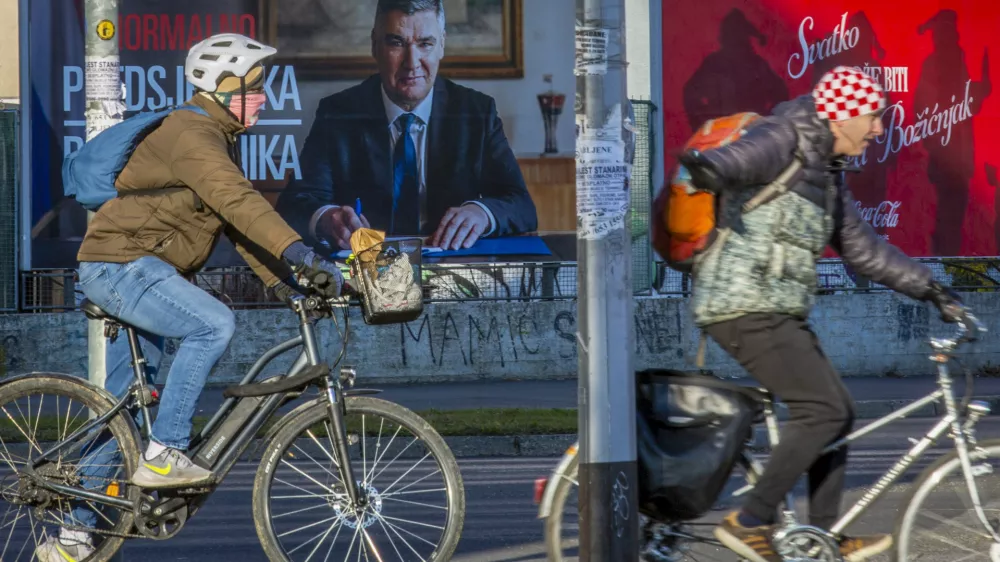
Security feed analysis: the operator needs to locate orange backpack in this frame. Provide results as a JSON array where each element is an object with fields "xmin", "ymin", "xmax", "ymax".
[{"xmin": 653, "ymin": 112, "xmax": 801, "ymax": 273}]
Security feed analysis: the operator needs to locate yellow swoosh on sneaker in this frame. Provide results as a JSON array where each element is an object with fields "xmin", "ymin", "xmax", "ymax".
[
  {"xmin": 143, "ymin": 462, "xmax": 171, "ymax": 476},
  {"xmin": 54, "ymin": 543, "xmax": 79, "ymax": 562}
]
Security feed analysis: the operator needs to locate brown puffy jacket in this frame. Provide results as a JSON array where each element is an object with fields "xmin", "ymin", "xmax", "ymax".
[{"xmin": 77, "ymin": 93, "xmax": 301, "ymax": 287}]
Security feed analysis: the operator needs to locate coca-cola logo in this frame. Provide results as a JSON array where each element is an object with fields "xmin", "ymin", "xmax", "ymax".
[
  {"xmin": 788, "ymin": 12, "xmax": 859, "ymax": 80},
  {"xmin": 855, "ymin": 200, "xmax": 902, "ymax": 229}
]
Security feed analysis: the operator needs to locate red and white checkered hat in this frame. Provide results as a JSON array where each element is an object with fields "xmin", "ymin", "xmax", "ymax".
[{"xmin": 812, "ymin": 66, "xmax": 887, "ymax": 122}]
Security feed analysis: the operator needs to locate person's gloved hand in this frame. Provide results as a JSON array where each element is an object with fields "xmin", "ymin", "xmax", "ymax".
[
  {"xmin": 678, "ymin": 149, "xmax": 724, "ymax": 194},
  {"xmin": 281, "ymin": 241, "xmax": 345, "ymax": 299},
  {"xmin": 270, "ymin": 279, "xmax": 302, "ymax": 305},
  {"xmin": 925, "ymin": 281, "xmax": 966, "ymax": 323}
]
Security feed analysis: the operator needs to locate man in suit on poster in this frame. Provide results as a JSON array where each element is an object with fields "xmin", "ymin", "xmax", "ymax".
[{"xmin": 276, "ymin": 0, "xmax": 538, "ymax": 252}]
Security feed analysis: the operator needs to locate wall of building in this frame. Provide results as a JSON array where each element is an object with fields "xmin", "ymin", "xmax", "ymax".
[{"xmin": 3, "ymin": 292, "xmax": 994, "ymax": 385}]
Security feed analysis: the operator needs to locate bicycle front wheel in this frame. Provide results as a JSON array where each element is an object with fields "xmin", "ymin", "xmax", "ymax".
[
  {"xmin": 252, "ymin": 396, "xmax": 465, "ymax": 562},
  {"xmin": 894, "ymin": 438, "xmax": 1000, "ymax": 562}
]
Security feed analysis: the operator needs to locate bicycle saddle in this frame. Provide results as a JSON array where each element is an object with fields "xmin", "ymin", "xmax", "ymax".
[{"xmin": 80, "ymin": 298, "xmax": 116, "ymax": 321}]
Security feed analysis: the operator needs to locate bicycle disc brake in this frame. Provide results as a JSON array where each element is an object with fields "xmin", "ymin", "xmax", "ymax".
[
  {"xmin": 772, "ymin": 525, "xmax": 841, "ymax": 562},
  {"xmin": 134, "ymin": 493, "xmax": 188, "ymax": 540}
]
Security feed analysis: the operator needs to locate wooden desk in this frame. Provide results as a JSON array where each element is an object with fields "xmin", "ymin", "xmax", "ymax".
[{"xmin": 517, "ymin": 156, "xmax": 575, "ymax": 231}]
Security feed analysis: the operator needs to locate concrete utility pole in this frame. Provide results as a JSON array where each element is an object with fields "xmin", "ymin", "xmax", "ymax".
[
  {"xmin": 83, "ymin": 1, "xmax": 124, "ymax": 558},
  {"xmin": 574, "ymin": 0, "xmax": 639, "ymax": 558},
  {"xmin": 84, "ymin": 0, "xmax": 121, "ymax": 399}
]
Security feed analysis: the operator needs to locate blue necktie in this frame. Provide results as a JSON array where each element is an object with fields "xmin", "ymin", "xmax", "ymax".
[{"xmin": 392, "ymin": 113, "xmax": 419, "ymax": 235}]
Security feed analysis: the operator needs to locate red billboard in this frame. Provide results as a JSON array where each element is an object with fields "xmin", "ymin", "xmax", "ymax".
[{"xmin": 661, "ymin": 1, "xmax": 999, "ymax": 257}]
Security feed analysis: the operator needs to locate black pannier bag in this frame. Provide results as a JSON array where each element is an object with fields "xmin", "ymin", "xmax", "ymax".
[{"xmin": 635, "ymin": 369, "xmax": 764, "ymax": 523}]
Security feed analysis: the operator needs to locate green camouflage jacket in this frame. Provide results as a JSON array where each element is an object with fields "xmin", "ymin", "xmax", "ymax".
[{"xmin": 690, "ymin": 95, "xmax": 934, "ymax": 327}]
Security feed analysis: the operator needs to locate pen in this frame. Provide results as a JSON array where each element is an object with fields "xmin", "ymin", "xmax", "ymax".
[{"xmin": 354, "ymin": 198, "xmax": 362, "ymax": 217}]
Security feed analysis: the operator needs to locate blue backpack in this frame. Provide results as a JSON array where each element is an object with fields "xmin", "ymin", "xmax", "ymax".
[{"xmin": 62, "ymin": 104, "xmax": 210, "ymax": 211}]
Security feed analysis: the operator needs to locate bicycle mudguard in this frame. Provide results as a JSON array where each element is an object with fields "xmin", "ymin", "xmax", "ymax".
[{"xmin": 1, "ymin": 371, "xmax": 122, "ymax": 406}]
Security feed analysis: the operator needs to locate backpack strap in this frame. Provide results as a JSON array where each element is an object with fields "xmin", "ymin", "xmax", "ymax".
[{"xmin": 740, "ymin": 152, "xmax": 805, "ymax": 214}]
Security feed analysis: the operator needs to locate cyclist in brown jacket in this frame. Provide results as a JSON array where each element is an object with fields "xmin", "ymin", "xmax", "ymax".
[{"xmin": 38, "ymin": 34, "xmax": 342, "ymax": 562}]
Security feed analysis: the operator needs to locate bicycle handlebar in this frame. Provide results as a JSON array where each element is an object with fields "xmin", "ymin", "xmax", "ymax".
[{"xmin": 932, "ymin": 307, "xmax": 986, "ymax": 353}]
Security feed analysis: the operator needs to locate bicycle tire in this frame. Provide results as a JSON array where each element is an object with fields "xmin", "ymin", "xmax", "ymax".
[
  {"xmin": 251, "ymin": 396, "xmax": 466, "ymax": 561},
  {"xmin": 892, "ymin": 437, "xmax": 1000, "ymax": 562},
  {"xmin": 544, "ymin": 451, "xmax": 579, "ymax": 562},
  {"xmin": 0, "ymin": 373, "xmax": 142, "ymax": 562},
  {"xmin": 543, "ymin": 450, "xmax": 762, "ymax": 561}
]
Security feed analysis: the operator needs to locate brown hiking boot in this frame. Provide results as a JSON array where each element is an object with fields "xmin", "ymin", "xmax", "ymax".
[
  {"xmin": 714, "ymin": 511, "xmax": 781, "ymax": 562},
  {"xmin": 839, "ymin": 534, "xmax": 893, "ymax": 561}
]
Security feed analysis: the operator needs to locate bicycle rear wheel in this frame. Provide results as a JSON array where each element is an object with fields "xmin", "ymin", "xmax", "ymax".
[
  {"xmin": 0, "ymin": 373, "xmax": 142, "ymax": 562},
  {"xmin": 543, "ymin": 451, "xmax": 762, "ymax": 561},
  {"xmin": 252, "ymin": 396, "xmax": 465, "ymax": 561},
  {"xmin": 894, "ymin": 438, "xmax": 1000, "ymax": 562}
]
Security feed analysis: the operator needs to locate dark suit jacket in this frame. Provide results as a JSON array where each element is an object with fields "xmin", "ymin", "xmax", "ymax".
[{"xmin": 276, "ymin": 75, "xmax": 538, "ymax": 246}]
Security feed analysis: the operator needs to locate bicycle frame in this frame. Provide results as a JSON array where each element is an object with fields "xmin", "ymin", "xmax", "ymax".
[
  {"xmin": 748, "ymin": 316, "xmax": 1000, "ymax": 544},
  {"xmin": 25, "ymin": 296, "xmax": 365, "ymax": 515}
]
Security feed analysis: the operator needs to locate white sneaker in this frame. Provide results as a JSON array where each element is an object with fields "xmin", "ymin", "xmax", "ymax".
[
  {"xmin": 131, "ymin": 448, "xmax": 214, "ymax": 489},
  {"xmin": 35, "ymin": 532, "xmax": 95, "ymax": 562}
]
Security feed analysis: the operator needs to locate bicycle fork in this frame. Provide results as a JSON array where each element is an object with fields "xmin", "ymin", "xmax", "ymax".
[
  {"xmin": 933, "ymin": 354, "xmax": 1000, "ymax": 544},
  {"xmin": 295, "ymin": 299, "xmax": 365, "ymax": 509}
]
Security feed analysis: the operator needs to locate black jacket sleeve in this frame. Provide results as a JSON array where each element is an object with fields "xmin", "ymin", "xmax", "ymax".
[
  {"xmin": 698, "ymin": 117, "xmax": 800, "ymax": 187},
  {"xmin": 831, "ymin": 184, "xmax": 934, "ymax": 300}
]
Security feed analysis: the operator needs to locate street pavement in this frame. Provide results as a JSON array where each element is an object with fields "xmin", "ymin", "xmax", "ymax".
[{"xmin": 96, "ymin": 417, "xmax": 1000, "ymax": 561}]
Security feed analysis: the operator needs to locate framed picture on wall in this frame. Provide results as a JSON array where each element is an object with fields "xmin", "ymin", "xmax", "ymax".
[{"xmin": 258, "ymin": 0, "xmax": 524, "ymax": 80}]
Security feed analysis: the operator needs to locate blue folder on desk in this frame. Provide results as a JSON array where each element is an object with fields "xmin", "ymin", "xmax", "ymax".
[{"xmin": 331, "ymin": 236, "xmax": 552, "ymax": 259}]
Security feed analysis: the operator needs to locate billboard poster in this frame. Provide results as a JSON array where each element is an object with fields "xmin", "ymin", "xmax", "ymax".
[
  {"xmin": 24, "ymin": 0, "xmax": 554, "ymax": 270},
  {"xmin": 661, "ymin": 1, "xmax": 1000, "ymax": 257}
]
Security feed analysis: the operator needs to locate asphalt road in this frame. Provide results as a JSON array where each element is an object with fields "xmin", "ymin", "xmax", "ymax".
[{"xmin": 80, "ymin": 418, "xmax": 1000, "ymax": 561}]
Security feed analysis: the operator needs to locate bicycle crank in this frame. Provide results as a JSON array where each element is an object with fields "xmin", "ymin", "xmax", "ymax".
[
  {"xmin": 134, "ymin": 493, "xmax": 189, "ymax": 540},
  {"xmin": 772, "ymin": 525, "xmax": 841, "ymax": 562}
]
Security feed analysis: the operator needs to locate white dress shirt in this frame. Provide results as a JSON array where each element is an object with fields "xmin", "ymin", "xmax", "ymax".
[{"xmin": 308, "ymin": 86, "xmax": 497, "ymax": 242}]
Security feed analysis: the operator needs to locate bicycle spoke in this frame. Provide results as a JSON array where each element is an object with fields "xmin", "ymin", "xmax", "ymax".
[
  {"xmin": 286, "ymin": 516, "xmax": 339, "ymax": 556},
  {"xmin": 278, "ymin": 514, "xmax": 342, "ymax": 540},
  {"xmin": 373, "ymin": 515, "xmax": 406, "ymax": 562},
  {"xmin": 273, "ymin": 502, "xmax": 331, "ymax": 520},
  {"xmin": 372, "ymin": 510, "xmax": 436, "ymax": 551},
  {"xmin": 280, "ymin": 459, "xmax": 340, "ymax": 497},
  {"xmin": 381, "ymin": 469, "xmax": 441, "ymax": 499},
  {"xmin": 381, "ymin": 496, "xmax": 446, "ymax": 511},
  {"xmin": 365, "ymin": 419, "xmax": 391, "ymax": 485},
  {"xmin": 291, "ymin": 441, "xmax": 342, "ymax": 485}
]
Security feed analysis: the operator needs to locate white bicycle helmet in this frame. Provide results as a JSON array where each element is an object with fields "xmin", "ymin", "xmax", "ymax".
[{"xmin": 185, "ymin": 33, "xmax": 277, "ymax": 93}]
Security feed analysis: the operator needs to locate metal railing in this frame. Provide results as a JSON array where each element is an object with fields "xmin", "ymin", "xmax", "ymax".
[{"xmin": 17, "ymin": 257, "xmax": 1000, "ymax": 312}]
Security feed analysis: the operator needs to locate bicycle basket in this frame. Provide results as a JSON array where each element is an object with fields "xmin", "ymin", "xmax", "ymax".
[
  {"xmin": 634, "ymin": 369, "xmax": 764, "ymax": 523},
  {"xmin": 349, "ymin": 237, "xmax": 424, "ymax": 325}
]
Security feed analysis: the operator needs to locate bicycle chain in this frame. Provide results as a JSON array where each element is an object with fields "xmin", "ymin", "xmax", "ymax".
[{"xmin": 29, "ymin": 474, "xmax": 164, "ymax": 540}]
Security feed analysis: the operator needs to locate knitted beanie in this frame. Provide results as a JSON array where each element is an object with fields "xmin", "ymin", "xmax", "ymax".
[{"xmin": 812, "ymin": 66, "xmax": 887, "ymax": 122}]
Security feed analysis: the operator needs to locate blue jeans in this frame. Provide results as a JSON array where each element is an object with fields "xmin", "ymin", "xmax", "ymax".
[{"xmin": 68, "ymin": 256, "xmax": 235, "ymax": 528}]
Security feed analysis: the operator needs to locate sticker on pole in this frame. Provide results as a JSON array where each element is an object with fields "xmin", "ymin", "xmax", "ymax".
[
  {"xmin": 575, "ymin": 26, "xmax": 609, "ymax": 76},
  {"xmin": 96, "ymin": 19, "xmax": 116, "ymax": 41},
  {"xmin": 577, "ymin": 133, "xmax": 630, "ymax": 240},
  {"xmin": 85, "ymin": 56, "xmax": 123, "ymax": 101}
]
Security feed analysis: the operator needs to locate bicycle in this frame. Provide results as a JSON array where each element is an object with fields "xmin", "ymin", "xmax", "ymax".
[
  {"xmin": 535, "ymin": 312, "xmax": 1000, "ymax": 561},
  {"xmin": 0, "ymin": 288, "xmax": 466, "ymax": 561}
]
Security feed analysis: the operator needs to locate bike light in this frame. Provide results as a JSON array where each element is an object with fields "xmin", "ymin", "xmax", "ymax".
[{"xmin": 533, "ymin": 478, "xmax": 548, "ymax": 504}]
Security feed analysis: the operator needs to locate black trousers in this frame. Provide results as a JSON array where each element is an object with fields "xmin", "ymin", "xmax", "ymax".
[{"xmin": 704, "ymin": 313, "xmax": 856, "ymax": 530}]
